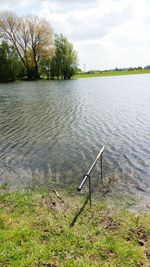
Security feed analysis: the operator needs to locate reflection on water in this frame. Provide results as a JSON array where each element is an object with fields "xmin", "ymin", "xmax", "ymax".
[{"xmin": 0, "ymin": 75, "xmax": 150, "ymax": 199}]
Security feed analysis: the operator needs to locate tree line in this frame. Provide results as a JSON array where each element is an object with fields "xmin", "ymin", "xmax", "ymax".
[{"xmin": 0, "ymin": 11, "xmax": 78, "ymax": 82}]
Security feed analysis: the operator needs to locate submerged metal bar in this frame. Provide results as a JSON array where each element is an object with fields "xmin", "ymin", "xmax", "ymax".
[
  {"xmin": 100, "ymin": 155, "xmax": 103, "ymax": 184},
  {"xmin": 89, "ymin": 175, "xmax": 92, "ymax": 207},
  {"xmin": 77, "ymin": 128, "xmax": 116, "ymax": 192}
]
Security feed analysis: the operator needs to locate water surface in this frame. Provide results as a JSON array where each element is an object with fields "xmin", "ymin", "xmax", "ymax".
[{"xmin": 0, "ymin": 75, "xmax": 150, "ymax": 201}]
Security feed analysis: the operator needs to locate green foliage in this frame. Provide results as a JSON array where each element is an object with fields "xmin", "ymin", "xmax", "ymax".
[
  {"xmin": 39, "ymin": 58, "xmax": 51, "ymax": 80},
  {"xmin": 0, "ymin": 190, "xmax": 150, "ymax": 266},
  {"xmin": 0, "ymin": 42, "xmax": 20, "ymax": 82},
  {"xmin": 0, "ymin": 12, "xmax": 78, "ymax": 81},
  {"xmin": 50, "ymin": 34, "xmax": 78, "ymax": 80},
  {"xmin": 0, "ymin": 11, "xmax": 54, "ymax": 80}
]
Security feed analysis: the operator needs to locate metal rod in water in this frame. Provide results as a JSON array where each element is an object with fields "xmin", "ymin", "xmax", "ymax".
[
  {"xmin": 100, "ymin": 155, "xmax": 103, "ymax": 184},
  {"xmin": 77, "ymin": 128, "xmax": 116, "ymax": 191},
  {"xmin": 89, "ymin": 175, "xmax": 92, "ymax": 207}
]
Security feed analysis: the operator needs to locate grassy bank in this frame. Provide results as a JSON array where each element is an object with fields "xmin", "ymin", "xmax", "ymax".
[
  {"xmin": 0, "ymin": 189, "xmax": 150, "ymax": 267},
  {"xmin": 74, "ymin": 69, "xmax": 150, "ymax": 79}
]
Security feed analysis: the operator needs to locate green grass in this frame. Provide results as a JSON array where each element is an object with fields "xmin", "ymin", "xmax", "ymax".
[
  {"xmin": 74, "ymin": 69, "xmax": 150, "ymax": 79},
  {"xmin": 0, "ymin": 190, "xmax": 150, "ymax": 266}
]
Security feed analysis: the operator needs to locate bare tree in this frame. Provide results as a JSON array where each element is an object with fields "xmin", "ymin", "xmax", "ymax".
[{"xmin": 0, "ymin": 11, "xmax": 54, "ymax": 79}]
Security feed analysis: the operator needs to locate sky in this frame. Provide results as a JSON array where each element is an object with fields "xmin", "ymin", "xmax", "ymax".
[{"xmin": 0, "ymin": 0, "xmax": 150, "ymax": 71}]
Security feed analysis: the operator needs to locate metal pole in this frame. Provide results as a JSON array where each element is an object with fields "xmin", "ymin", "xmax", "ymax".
[
  {"xmin": 89, "ymin": 175, "xmax": 92, "ymax": 207},
  {"xmin": 100, "ymin": 154, "xmax": 103, "ymax": 184},
  {"xmin": 77, "ymin": 128, "xmax": 116, "ymax": 191}
]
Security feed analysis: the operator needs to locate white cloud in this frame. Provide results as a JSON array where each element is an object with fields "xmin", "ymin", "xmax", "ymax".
[{"xmin": 0, "ymin": 0, "xmax": 150, "ymax": 69}]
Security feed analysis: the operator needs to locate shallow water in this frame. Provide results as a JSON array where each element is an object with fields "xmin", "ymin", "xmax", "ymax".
[{"xmin": 0, "ymin": 75, "xmax": 150, "ymax": 200}]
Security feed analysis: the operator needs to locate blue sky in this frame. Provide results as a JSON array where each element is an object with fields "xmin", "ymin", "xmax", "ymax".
[{"xmin": 0, "ymin": 0, "xmax": 150, "ymax": 70}]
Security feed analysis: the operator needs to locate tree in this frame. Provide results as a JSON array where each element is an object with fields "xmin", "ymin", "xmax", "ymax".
[
  {"xmin": 0, "ymin": 41, "xmax": 21, "ymax": 82},
  {"xmin": 0, "ymin": 11, "xmax": 54, "ymax": 80},
  {"xmin": 50, "ymin": 34, "xmax": 78, "ymax": 80},
  {"xmin": 38, "ymin": 57, "xmax": 51, "ymax": 79}
]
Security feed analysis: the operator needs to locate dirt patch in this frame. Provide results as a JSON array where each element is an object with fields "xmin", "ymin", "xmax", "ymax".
[
  {"xmin": 99, "ymin": 215, "xmax": 119, "ymax": 231},
  {"xmin": 37, "ymin": 263, "xmax": 58, "ymax": 267},
  {"xmin": 127, "ymin": 226, "xmax": 148, "ymax": 246},
  {"xmin": 40, "ymin": 195, "xmax": 69, "ymax": 213}
]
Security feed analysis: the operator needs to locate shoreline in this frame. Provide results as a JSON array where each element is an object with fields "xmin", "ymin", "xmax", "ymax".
[
  {"xmin": 1, "ymin": 70, "xmax": 150, "ymax": 84},
  {"xmin": 1, "ymin": 188, "xmax": 150, "ymax": 266},
  {"xmin": 74, "ymin": 69, "xmax": 150, "ymax": 79}
]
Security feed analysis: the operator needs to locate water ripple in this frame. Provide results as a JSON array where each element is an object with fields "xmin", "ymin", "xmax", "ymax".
[{"xmin": 0, "ymin": 76, "xmax": 150, "ymax": 196}]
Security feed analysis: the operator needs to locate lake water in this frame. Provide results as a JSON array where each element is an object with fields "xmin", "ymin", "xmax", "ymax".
[{"xmin": 0, "ymin": 75, "xmax": 150, "ymax": 202}]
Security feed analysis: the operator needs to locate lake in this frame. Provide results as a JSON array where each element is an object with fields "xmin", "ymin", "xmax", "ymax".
[{"xmin": 0, "ymin": 75, "xmax": 150, "ymax": 202}]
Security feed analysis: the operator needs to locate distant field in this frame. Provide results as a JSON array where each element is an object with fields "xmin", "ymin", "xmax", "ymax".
[{"xmin": 74, "ymin": 69, "xmax": 150, "ymax": 79}]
